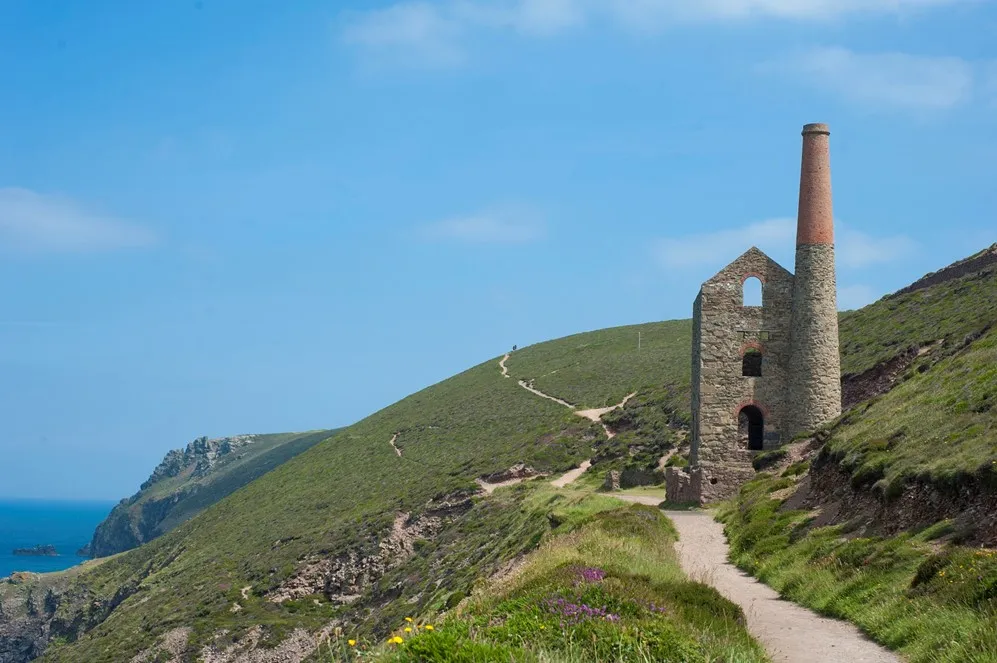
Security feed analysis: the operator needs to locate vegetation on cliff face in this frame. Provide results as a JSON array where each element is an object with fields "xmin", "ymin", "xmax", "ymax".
[
  {"xmin": 88, "ymin": 430, "xmax": 337, "ymax": 558},
  {"xmin": 719, "ymin": 474, "xmax": 997, "ymax": 663}
]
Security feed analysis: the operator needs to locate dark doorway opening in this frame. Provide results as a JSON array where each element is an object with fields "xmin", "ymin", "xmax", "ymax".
[
  {"xmin": 739, "ymin": 405, "xmax": 765, "ymax": 451},
  {"xmin": 742, "ymin": 349, "xmax": 762, "ymax": 377}
]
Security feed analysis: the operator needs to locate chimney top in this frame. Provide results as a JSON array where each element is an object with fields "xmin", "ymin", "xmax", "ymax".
[{"xmin": 802, "ymin": 123, "xmax": 830, "ymax": 136}]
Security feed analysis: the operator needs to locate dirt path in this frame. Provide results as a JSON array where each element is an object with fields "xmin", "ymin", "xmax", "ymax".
[
  {"xmin": 389, "ymin": 434, "xmax": 402, "ymax": 457},
  {"xmin": 575, "ymin": 392, "xmax": 636, "ymax": 439},
  {"xmin": 500, "ymin": 353, "xmax": 636, "ymax": 439},
  {"xmin": 517, "ymin": 379, "xmax": 574, "ymax": 408},
  {"xmin": 550, "ymin": 460, "xmax": 591, "ymax": 488},
  {"xmin": 662, "ymin": 510, "xmax": 902, "ymax": 663}
]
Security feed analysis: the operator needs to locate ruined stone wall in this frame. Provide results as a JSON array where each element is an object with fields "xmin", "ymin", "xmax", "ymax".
[
  {"xmin": 690, "ymin": 247, "xmax": 794, "ymax": 502},
  {"xmin": 665, "ymin": 467, "xmax": 702, "ymax": 504}
]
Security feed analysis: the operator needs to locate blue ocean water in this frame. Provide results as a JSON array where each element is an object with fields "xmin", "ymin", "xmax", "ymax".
[{"xmin": 0, "ymin": 499, "xmax": 115, "ymax": 578}]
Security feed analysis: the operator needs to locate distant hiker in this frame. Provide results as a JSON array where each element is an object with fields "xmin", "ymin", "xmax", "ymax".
[{"xmin": 512, "ymin": 345, "xmax": 518, "ymax": 352}]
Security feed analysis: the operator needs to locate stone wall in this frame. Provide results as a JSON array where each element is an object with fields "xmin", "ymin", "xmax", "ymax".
[
  {"xmin": 787, "ymin": 244, "xmax": 842, "ymax": 435},
  {"xmin": 665, "ymin": 467, "xmax": 702, "ymax": 504},
  {"xmin": 690, "ymin": 247, "xmax": 795, "ymax": 502}
]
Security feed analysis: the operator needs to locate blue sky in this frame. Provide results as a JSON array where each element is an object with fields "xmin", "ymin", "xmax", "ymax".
[{"xmin": 0, "ymin": 0, "xmax": 994, "ymax": 500}]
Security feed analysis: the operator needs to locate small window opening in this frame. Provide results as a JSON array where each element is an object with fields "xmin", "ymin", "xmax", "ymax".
[
  {"xmin": 739, "ymin": 405, "xmax": 765, "ymax": 451},
  {"xmin": 742, "ymin": 349, "xmax": 763, "ymax": 377},
  {"xmin": 743, "ymin": 276, "xmax": 762, "ymax": 306}
]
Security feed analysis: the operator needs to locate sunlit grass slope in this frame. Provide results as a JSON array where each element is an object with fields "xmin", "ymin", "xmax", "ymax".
[
  {"xmin": 838, "ymin": 266, "xmax": 997, "ymax": 376},
  {"xmin": 37, "ymin": 352, "xmax": 613, "ymax": 660},
  {"xmin": 828, "ymin": 326, "xmax": 997, "ymax": 492}
]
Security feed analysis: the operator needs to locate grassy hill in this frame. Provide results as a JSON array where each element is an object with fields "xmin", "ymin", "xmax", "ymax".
[
  {"xmin": 88, "ymin": 430, "xmax": 337, "ymax": 557},
  {"xmin": 2, "ymin": 247, "xmax": 997, "ymax": 662}
]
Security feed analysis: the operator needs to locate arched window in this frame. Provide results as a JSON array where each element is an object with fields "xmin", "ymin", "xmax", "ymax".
[
  {"xmin": 742, "ymin": 348, "xmax": 762, "ymax": 377},
  {"xmin": 743, "ymin": 276, "xmax": 762, "ymax": 307},
  {"xmin": 739, "ymin": 405, "xmax": 765, "ymax": 451}
]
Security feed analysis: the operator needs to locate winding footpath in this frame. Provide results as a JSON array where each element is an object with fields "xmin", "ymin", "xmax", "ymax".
[
  {"xmin": 388, "ymin": 433, "xmax": 402, "ymax": 457},
  {"xmin": 612, "ymin": 496, "xmax": 901, "ymax": 663},
  {"xmin": 499, "ymin": 353, "xmax": 634, "ymax": 439}
]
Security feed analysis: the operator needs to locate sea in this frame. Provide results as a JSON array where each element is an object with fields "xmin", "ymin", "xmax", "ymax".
[{"xmin": 0, "ymin": 499, "xmax": 116, "ymax": 578}]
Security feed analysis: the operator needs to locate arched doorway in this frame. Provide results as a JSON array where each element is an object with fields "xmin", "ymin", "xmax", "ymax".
[{"xmin": 739, "ymin": 405, "xmax": 765, "ymax": 451}]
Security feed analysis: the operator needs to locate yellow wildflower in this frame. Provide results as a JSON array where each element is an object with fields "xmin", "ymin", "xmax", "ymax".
[
  {"xmin": 404, "ymin": 627, "xmax": 412, "ymax": 633},
  {"xmin": 425, "ymin": 625, "xmax": 434, "ymax": 631},
  {"xmin": 390, "ymin": 636, "xmax": 404, "ymax": 644},
  {"xmin": 405, "ymin": 617, "xmax": 413, "ymax": 623},
  {"xmin": 348, "ymin": 640, "xmax": 356, "ymax": 647}
]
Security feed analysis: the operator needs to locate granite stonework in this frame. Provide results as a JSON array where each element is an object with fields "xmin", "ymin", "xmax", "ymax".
[
  {"xmin": 788, "ymin": 243, "xmax": 842, "ymax": 435},
  {"xmin": 671, "ymin": 123, "xmax": 843, "ymax": 505},
  {"xmin": 685, "ymin": 248, "xmax": 795, "ymax": 503}
]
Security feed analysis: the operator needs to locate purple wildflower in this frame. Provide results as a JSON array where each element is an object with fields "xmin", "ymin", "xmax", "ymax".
[{"xmin": 544, "ymin": 596, "xmax": 620, "ymax": 626}]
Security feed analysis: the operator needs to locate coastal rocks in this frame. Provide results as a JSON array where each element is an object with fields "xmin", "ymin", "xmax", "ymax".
[{"xmin": 11, "ymin": 546, "xmax": 57, "ymax": 557}]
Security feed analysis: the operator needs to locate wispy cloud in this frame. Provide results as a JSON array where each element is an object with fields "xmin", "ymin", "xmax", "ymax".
[
  {"xmin": 837, "ymin": 226, "xmax": 918, "ymax": 268},
  {"xmin": 652, "ymin": 217, "xmax": 916, "ymax": 271},
  {"xmin": 420, "ymin": 208, "xmax": 546, "ymax": 244},
  {"xmin": 837, "ymin": 284, "xmax": 879, "ymax": 310},
  {"xmin": 653, "ymin": 218, "xmax": 796, "ymax": 269},
  {"xmin": 339, "ymin": 0, "xmax": 979, "ymax": 65},
  {"xmin": 340, "ymin": 2, "xmax": 464, "ymax": 68},
  {"xmin": 762, "ymin": 47, "xmax": 977, "ymax": 112},
  {"xmin": 0, "ymin": 188, "xmax": 157, "ymax": 254}
]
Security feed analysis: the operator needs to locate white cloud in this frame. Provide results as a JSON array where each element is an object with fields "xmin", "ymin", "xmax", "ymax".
[
  {"xmin": 765, "ymin": 47, "xmax": 976, "ymax": 111},
  {"xmin": 420, "ymin": 209, "xmax": 546, "ymax": 243},
  {"xmin": 837, "ymin": 284, "xmax": 879, "ymax": 310},
  {"xmin": 653, "ymin": 218, "xmax": 795, "ymax": 269},
  {"xmin": 652, "ymin": 217, "xmax": 916, "ymax": 270},
  {"xmin": 340, "ymin": 2, "xmax": 464, "ymax": 68},
  {"xmin": 0, "ymin": 188, "xmax": 157, "ymax": 254},
  {"xmin": 837, "ymin": 227, "xmax": 918, "ymax": 268},
  {"xmin": 339, "ymin": 0, "xmax": 982, "ymax": 64}
]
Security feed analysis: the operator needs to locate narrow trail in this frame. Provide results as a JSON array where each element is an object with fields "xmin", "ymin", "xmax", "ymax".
[
  {"xmin": 500, "ymin": 353, "xmax": 635, "ymax": 439},
  {"xmin": 605, "ymin": 500, "xmax": 902, "ymax": 663},
  {"xmin": 388, "ymin": 433, "xmax": 402, "ymax": 457},
  {"xmin": 550, "ymin": 460, "xmax": 591, "ymax": 488},
  {"xmin": 517, "ymin": 379, "xmax": 574, "ymax": 408},
  {"xmin": 575, "ymin": 392, "xmax": 637, "ymax": 439}
]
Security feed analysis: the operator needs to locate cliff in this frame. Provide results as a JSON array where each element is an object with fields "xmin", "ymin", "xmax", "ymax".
[{"xmin": 87, "ymin": 430, "xmax": 335, "ymax": 558}]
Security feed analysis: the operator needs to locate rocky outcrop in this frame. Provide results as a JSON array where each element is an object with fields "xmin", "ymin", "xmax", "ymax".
[
  {"xmin": 0, "ymin": 565, "xmax": 139, "ymax": 663},
  {"xmin": 88, "ymin": 430, "xmax": 334, "ymax": 558},
  {"xmin": 141, "ymin": 435, "xmax": 256, "ymax": 490},
  {"xmin": 11, "ymin": 546, "xmax": 57, "ymax": 558},
  {"xmin": 268, "ymin": 492, "xmax": 473, "ymax": 606}
]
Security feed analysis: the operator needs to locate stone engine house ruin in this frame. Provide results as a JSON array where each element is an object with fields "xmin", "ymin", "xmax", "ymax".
[{"xmin": 669, "ymin": 123, "xmax": 843, "ymax": 503}]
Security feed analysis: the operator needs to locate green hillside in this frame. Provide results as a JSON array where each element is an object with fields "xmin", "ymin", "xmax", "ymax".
[
  {"xmin": 4, "ymin": 249, "xmax": 997, "ymax": 662},
  {"xmin": 88, "ymin": 430, "xmax": 337, "ymax": 557}
]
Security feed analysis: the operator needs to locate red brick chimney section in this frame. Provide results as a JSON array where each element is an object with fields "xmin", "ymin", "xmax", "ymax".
[{"xmin": 796, "ymin": 123, "xmax": 834, "ymax": 246}]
